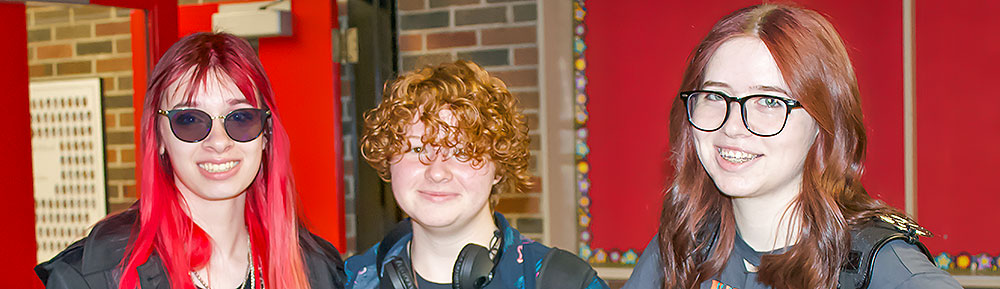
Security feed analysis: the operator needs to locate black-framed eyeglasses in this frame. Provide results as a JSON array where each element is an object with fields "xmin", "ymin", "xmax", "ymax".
[
  {"xmin": 157, "ymin": 108, "xmax": 270, "ymax": 143},
  {"xmin": 679, "ymin": 90, "xmax": 803, "ymax": 137}
]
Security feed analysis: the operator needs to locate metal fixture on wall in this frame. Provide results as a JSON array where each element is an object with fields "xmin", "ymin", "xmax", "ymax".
[{"xmin": 213, "ymin": 0, "xmax": 292, "ymax": 38}]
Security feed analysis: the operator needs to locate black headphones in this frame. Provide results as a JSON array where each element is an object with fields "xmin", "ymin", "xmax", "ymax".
[{"xmin": 377, "ymin": 221, "xmax": 504, "ymax": 289}]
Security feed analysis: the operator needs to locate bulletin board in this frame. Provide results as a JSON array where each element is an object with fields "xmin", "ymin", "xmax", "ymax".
[{"xmin": 31, "ymin": 78, "xmax": 107, "ymax": 262}]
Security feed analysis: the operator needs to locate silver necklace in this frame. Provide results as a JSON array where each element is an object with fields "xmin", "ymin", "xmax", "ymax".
[{"xmin": 191, "ymin": 237, "xmax": 254, "ymax": 289}]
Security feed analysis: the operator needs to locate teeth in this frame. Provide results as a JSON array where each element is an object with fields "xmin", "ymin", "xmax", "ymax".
[
  {"xmin": 717, "ymin": 148, "xmax": 760, "ymax": 164},
  {"xmin": 198, "ymin": 161, "xmax": 239, "ymax": 173}
]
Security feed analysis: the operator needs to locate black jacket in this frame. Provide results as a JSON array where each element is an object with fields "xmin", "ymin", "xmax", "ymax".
[{"xmin": 35, "ymin": 210, "xmax": 346, "ymax": 289}]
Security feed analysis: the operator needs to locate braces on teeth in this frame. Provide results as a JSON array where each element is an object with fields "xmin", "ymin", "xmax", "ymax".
[{"xmin": 717, "ymin": 148, "xmax": 759, "ymax": 163}]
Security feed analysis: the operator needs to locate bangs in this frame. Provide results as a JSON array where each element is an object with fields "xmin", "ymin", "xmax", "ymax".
[
  {"xmin": 361, "ymin": 60, "xmax": 532, "ymax": 195},
  {"xmin": 392, "ymin": 99, "xmax": 491, "ymax": 166},
  {"xmin": 164, "ymin": 64, "xmax": 262, "ymax": 110}
]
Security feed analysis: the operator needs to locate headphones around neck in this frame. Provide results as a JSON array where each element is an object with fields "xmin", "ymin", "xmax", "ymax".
[{"xmin": 378, "ymin": 223, "xmax": 504, "ymax": 289}]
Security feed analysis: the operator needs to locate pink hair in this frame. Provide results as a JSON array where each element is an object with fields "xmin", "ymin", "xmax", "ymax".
[{"xmin": 119, "ymin": 32, "xmax": 310, "ymax": 289}]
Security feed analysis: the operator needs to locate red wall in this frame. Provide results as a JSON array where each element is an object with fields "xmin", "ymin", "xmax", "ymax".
[
  {"xmin": 585, "ymin": 0, "xmax": 758, "ymax": 254},
  {"xmin": 797, "ymin": 0, "xmax": 906, "ymax": 209},
  {"xmin": 0, "ymin": 3, "xmax": 42, "ymax": 287},
  {"xmin": 585, "ymin": 0, "xmax": 907, "ymax": 254},
  {"xmin": 915, "ymin": 0, "xmax": 1000, "ymax": 255},
  {"xmin": 256, "ymin": 0, "xmax": 345, "ymax": 248}
]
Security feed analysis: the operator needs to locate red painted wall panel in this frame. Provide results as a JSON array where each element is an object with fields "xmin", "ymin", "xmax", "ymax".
[
  {"xmin": 177, "ymin": 4, "xmax": 218, "ymax": 36},
  {"xmin": 585, "ymin": 0, "xmax": 758, "ymax": 253},
  {"xmin": 915, "ymin": 0, "xmax": 1000, "ymax": 255},
  {"xmin": 121, "ymin": 0, "xmax": 178, "ymax": 191},
  {"xmin": 257, "ymin": 1, "xmax": 345, "ymax": 249},
  {"xmin": 585, "ymin": 0, "xmax": 906, "ymax": 254},
  {"xmin": 795, "ymin": 0, "xmax": 906, "ymax": 209},
  {"xmin": 0, "ymin": 3, "xmax": 42, "ymax": 287}
]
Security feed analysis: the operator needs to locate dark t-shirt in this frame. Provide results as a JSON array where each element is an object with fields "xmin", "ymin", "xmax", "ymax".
[
  {"xmin": 415, "ymin": 273, "xmax": 453, "ymax": 289},
  {"xmin": 622, "ymin": 233, "xmax": 961, "ymax": 289},
  {"xmin": 400, "ymin": 247, "xmax": 453, "ymax": 289}
]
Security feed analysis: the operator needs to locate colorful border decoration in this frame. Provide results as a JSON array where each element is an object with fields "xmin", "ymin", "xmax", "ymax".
[
  {"xmin": 572, "ymin": 0, "xmax": 639, "ymax": 266},
  {"xmin": 935, "ymin": 252, "xmax": 1000, "ymax": 276}
]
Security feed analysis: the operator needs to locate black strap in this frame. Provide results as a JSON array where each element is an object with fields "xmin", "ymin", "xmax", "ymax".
[
  {"xmin": 837, "ymin": 219, "xmax": 933, "ymax": 289},
  {"xmin": 694, "ymin": 215, "xmax": 932, "ymax": 289},
  {"xmin": 536, "ymin": 248, "xmax": 598, "ymax": 289},
  {"xmin": 693, "ymin": 214, "xmax": 721, "ymax": 261}
]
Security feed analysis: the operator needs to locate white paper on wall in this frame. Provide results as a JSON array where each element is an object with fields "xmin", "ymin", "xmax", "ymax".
[{"xmin": 30, "ymin": 78, "xmax": 107, "ymax": 263}]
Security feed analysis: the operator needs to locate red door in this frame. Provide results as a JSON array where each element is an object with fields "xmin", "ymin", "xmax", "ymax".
[{"xmin": 2, "ymin": 1, "xmax": 176, "ymax": 286}]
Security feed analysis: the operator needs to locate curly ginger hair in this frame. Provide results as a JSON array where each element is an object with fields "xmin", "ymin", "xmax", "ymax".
[{"xmin": 360, "ymin": 60, "xmax": 532, "ymax": 203}]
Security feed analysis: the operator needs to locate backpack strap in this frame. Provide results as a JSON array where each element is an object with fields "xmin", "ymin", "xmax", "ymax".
[
  {"xmin": 838, "ymin": 215, "xmax": 933, "ymax": 289},
  {"xmin": 536, "ymin": 248, "xmax": 598, "ymax": 289},
  {"xmin": 693, "ymin": 214, "xmax": 721, "ymax": 261}
]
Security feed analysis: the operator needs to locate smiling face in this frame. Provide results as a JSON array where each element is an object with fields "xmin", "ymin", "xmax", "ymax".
[
  {"xmin": 389, "ymin": 110, "xmax": 498, "ymax": 230},
  {"xmin": 693, "ymin": 37, "xmax": 818, "ymax": 200},
  {"xmin": 158, "ymin": 69, "xmax": 265, "ymax": 201}
]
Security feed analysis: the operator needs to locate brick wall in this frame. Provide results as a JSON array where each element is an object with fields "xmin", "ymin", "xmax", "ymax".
[
  {"xmin": 26, "ymin": 3, "xmax": 136, "ymax": 214},
  {"xmin": 396, "ymin": 0, "xmax": 544, "ymax": 241},
  {"xmin": 336, "ymin": 0, "xmax": 359, "ymax": 255}
]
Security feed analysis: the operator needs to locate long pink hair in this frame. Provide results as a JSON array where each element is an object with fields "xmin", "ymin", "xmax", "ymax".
[
  {"xmin": 118, "ymin": 32, "xmax": 310, "ymax": 289},
  {"xmin": 659, "ymin": 5, "xmax": 917, "ymax": 288}
]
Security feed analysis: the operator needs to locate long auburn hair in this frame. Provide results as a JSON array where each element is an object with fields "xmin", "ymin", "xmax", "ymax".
[
  {"xmin": 659, "ymin": 5, "xmax": 918, "ymax": 288},
  {"xmin": 118, "ymin": 32, "xmax": 310, "ymax": 289}
]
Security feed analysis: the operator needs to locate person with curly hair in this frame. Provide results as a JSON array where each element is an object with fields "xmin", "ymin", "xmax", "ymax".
[
  {"xmin": 345, "ymin": 60, "xmax": 607, "ymax": 289},
  {"xmin": 622, "ymin": 4, "xmax": 959, "ymax": 289}
]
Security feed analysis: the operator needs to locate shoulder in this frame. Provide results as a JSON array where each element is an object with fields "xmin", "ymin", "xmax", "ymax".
[
  {"xmin": 534, "ymin": 246, "xmax": 611, "ymax": 289},
  {"xmin": 868, "ymin": 240, "xmax": 962, "ymax": 289},
  {"xmin": 844, "ymin": 216, "xmax": 962, "ymax": 289},
  {"xmin": 298, "ymin": 228, "xmax": 345, "ymax": 265},
  {"xmin": 345, "ymin": 245, "xmax": 381, "ymax": 289},
  {"xmin": 500, "ymin": 225, "xmax": 609, "ymax": 289},
  {"xmin": 346, "ymin": 219, "xmax": 413, "ymax": 289},
  {"xmin": 345, "ymin": 244, "xmax": 379, "ymax": 271},
  {"xmin": 35, "ymin": 210, "xmax": 138, "ymax": 286},
  {"xmin": 298, "ymin": 229, "xmax": 347, "ymax": 289},
  {"xmin": 496, "ymin": 216, "xmax": 550, "ymax": 274},
  {"xmin": 35, "ymin": 238, "xmax": 88, "ymax": 284},
  {"xmin": 622, "ymin": 238, "xmax": 662, "ymax": 289},
  {"xmin": 495, "ymin": 213, "xmax": 550, "ymax": 262},
  {"xmin": 512, "ymin": 235, "xmax": 551, "ymax": 261}
]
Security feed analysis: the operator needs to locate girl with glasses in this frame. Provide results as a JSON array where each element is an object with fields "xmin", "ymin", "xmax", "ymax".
[
  {"xmin": 36, "ymin": 32, "xmax": 345, "ymax": 289},
  {"xmin": 623, "ymin": 5, "xmax": 959, "ymax": 289}
]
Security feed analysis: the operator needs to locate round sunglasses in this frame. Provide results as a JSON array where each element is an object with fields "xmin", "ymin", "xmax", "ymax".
[{"xmin": 157, "ymin": 108, "xmax": 270, "ymax": 143}]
